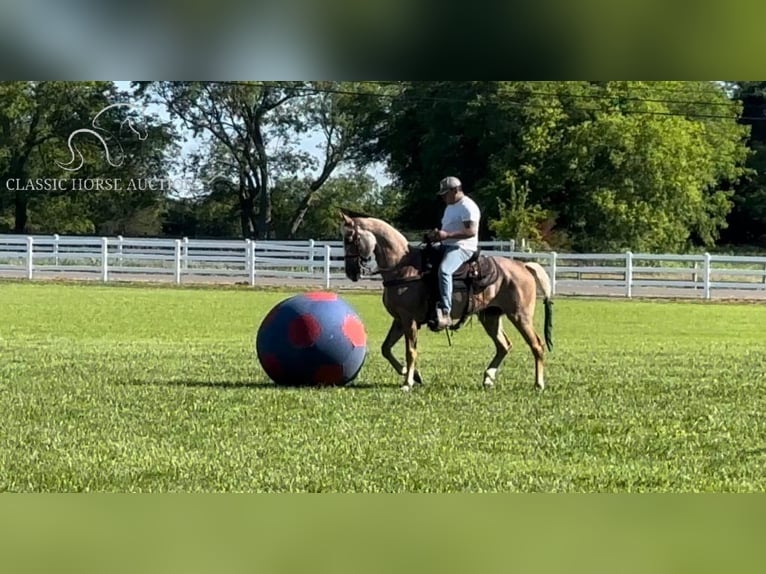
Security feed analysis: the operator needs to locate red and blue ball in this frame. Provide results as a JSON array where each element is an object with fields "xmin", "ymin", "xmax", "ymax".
[{"xmin": 256, "ymin": 292, "xmax": 367, "ymax": 386}]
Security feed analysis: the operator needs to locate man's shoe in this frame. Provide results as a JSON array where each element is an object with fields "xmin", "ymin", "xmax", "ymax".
[{"xmin": 433, "ymin": 307, "xmax": 452, "ymax": 331}]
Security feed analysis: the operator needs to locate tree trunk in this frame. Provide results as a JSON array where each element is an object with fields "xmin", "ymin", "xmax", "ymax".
[
  {"xmin": 251, "ymin": 120, "xmax": 271, "ymax": 239},
  {"xmin": 14, "ymin": 187, "xmax": 28, "ymax": 233},
  {"xmin": 238, "ymin": 175, "xmax": 256, "ymax": 239},
  {"xmin": 9, "ymin": 156, "xmax": 30, "ymax": 233},
  {"xmin": 288, "ymin": 159, "xmax": 339, "ymax": 238},
  {"xmin": 10, "ymin": 108, "xmax": 41, "ymax": 234}
]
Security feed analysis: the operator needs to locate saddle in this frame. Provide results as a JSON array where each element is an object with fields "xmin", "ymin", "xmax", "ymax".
[{"xmin": 420, "ymin": 239, "xmax": 500, "ymax": 331}]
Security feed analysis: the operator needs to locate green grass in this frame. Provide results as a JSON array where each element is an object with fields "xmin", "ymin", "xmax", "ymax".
[{"xmin": 1, "ymin": 280, "xmax": 765, "ymax": 492}]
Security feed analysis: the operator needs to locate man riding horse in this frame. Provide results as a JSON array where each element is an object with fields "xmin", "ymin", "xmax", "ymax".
[
  {"xmin": 340, "ymin": 199, "xmax": 554, "ymax": 391},
  {"xmin": 426, "ymin": 176, "xmax": 482, "ymax": 331}
]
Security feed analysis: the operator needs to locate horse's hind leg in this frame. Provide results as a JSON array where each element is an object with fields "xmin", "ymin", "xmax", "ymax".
[
  {"xmin": 507, "ymin": 313, "xmax": 546, "ymax": 390},
  {"xmin": 478, "ymin": 310, "xmax": 512, "ymax": 388},
  {"xmin": 382, "ymin": 318, "xmax": 423, "ymax": 386},
  {"xmin": 401, "ymin": 319, "xmax": 421, "ymax": 391}
]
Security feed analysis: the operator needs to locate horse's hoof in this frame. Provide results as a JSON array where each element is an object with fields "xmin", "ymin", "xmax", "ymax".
[
  {"xmin": 483, "ymin": 368, "xmax": 497, "ymax": 389},
  {"xmin": 414, "ymin": 371, "xmax": 424, "ymax": 385},
  {"xmin": 400, "ymin": 384, "xmax": 413, "ymax": 392}
]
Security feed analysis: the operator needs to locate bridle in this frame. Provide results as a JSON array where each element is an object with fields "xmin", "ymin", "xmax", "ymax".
[
  {"xmin": 343, "ymin": 225, "xmax": 376, "ymax": 275},
  {"xmin": 343, "ymin": 220, "xmax": 410, "ymax": 278}
]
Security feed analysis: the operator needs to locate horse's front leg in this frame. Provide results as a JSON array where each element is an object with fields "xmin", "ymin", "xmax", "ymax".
[
  {"xmin": 401, "ymin": 319, "xmax": 420, "ymax": 392},
  {"xmin": 381, "ymin": 319, "xmax": 405, "ymax": 374},
  {"xmin": 382, "ymin": 318, "xmax": 423, "ymax": 386}
]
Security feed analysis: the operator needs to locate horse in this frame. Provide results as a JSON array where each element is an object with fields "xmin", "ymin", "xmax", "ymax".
[{"xmin": 340, "ymin": 209, "xmax": 554, "ymax": 392}]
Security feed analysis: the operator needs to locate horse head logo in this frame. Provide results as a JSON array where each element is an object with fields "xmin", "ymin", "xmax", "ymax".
[{"xmin": 56, "ymin": 102, "xmax": 149, "ymax": 172}]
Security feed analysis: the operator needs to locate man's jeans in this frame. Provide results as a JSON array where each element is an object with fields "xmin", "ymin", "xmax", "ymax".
[{"xmin": 438, "ymin": 245, "xmax": 474, "ymax": 312}]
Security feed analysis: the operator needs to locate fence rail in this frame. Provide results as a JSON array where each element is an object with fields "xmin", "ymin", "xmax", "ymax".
[{"xmin": 1, "ymin": 234, "xmax": 765, "ymax": 299}]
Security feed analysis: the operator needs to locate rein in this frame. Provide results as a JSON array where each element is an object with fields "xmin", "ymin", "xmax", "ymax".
[
  {"xmin": 369, "ymin": 244, "xmax": 427, "ymax": 287},
  {"xmin": 344, "ymin": 221, "xmax": 436, "ymax": 291},
  {"xmin": 345, "ymin": 226, "xmax": 423, "ymax": 286}
]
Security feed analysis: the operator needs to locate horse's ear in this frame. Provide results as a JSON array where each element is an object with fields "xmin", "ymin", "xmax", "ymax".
[{"xmin": 339, "ymin": 209, "xmax": 354, "ymax": 225}]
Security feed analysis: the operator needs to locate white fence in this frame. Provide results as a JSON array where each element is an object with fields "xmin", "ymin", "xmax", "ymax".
[{"xmin": 1, "ymin": 234, "xmax": 766, "ymax": 299}]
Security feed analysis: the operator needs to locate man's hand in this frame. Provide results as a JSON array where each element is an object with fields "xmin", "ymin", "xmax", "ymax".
[{"xmin": 427, "ymin": 229, "xmax": 447, "ymax": 242}]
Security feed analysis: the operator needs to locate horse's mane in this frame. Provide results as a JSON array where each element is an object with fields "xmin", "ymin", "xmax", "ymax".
[
  {"xmin": 339, "ymin": 207, "xmax": 376, "ymax": 219},
  {"xmin": 340, "ymin": 207, "xmax": 410, "ymax": 252}
]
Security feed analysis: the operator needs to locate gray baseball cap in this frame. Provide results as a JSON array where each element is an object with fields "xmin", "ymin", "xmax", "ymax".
[{"xmin": 438, "ymin": 176, "xmax": 462, "ymax": 195}]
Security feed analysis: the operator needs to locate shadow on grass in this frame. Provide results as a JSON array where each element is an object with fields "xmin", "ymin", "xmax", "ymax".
[
  {"xmin": 738, "ymin": 447, "xmax": 766, "ymax": 459},
  {"xmin": 122, "ymin": 378, "xmax": 380, "ymax": 390}
]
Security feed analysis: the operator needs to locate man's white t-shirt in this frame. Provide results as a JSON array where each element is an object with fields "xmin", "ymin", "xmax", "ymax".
[{"xmin": 441, "ymin": 195, "xmax": 481, "ymax": 252}]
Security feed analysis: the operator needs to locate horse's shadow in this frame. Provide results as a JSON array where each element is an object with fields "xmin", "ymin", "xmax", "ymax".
[{"xmin": 122, "ymin": 378, "xmax": 379, "ymax": 391}]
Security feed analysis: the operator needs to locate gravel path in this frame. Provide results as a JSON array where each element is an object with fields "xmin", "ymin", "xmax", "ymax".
[{"xmin": 2, "ymin": 269, "xmax": 766, "ymax": 301}]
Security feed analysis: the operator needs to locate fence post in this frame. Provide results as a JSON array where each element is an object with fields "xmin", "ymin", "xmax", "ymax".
[
  {"xmin": 101, "ymin": 237, "xmax": 109, "ymax": 283},
  {"xmin": 762, "ymin": 262, "xmax": 766, "ymax": 285},
  {"xmin": 174, "ymin": 239, "xmax": 182, "ymax": 285},
  {"xmin": 117, "ymin": 235, "xmax": 124, "ymax": 267},
  {"xmin": 248, "ymin": 239, "xmax": 256, "ymax": 287},
  {"xmin": 182, "ymin": 237, "xmax": 189, "ymax": 270},
  {"xmin": 308, "ymin": 239, "xmax": 315, "ymax": 275},
  {"xmin": 703, "ymin": 252, "xmax": 711, "ymax": 300},
  {"xmin": 26, "ymin": 236, "xmax": 34, "ymax": 280},
  {"xmin": 53, "ymin": 233, "xmax": 60, "ymax": 266},
  {"xmin": 324, "ymin": 244, "xmax": 331, "ymax": 289},
  {"xmin": 692, "ymin": 261, "xmax": 699, "ymax": 287},
  {"xmin": 625, "ymin": 251, "xmax": 633, "ymax": 298},
  {"xmin": 550, "ymin": 251, "xmax": 557, "ymax": 296}
]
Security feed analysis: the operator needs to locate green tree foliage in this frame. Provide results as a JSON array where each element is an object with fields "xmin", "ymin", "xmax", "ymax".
[
  {"xmin": 141, "ymin": 81, "xmax": 392, "ymax": 239},
  {"xmin": 0, "ymin": 81, "xmax": 175, "ymax": 235},
  {"xmin": 379, "ymin": 81, "xmax": 498, "ymax": 232},
  {"xmin": 722, "ymin": 81, "xmax": 766, "ymax": 246},
  {"xmin": 2, "ymin": 81, "xmax": 759, "ymax": 253},
  {"xmin": 560, "ymin": 108, "xmax": 744, "ymax": 251},
  {"xmin": 486, "ymin": 176, "xmax": 547, "ymax": 244},
  {"xmin": 272, "ymin": 172, "xmax": 402, "ymax": 240},
  {"xmin": 379, "ymin": 81, "xmax": 750, "ymax": 252}
]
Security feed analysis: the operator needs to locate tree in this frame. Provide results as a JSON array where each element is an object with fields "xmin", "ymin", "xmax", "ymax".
[
  {"xmin": 0, "ymin": 81, "xmax": 83, "ymax": 232},
  {"xmin": 722, "ymin": 81, "xmax": 766, "ymax": 246},
  {"xmin": 379, "ymin": 81, "xmax": 500, "ymax": 232},
  {"xmin": 136, "ymin": 81, "xmax": 304, "ymax": 238},
  {"xmin": 0, "ymin": 81, "xmax": 175, "ymax": 234},
  {"xmin": 556, "ymin": 82, "xmax": 749, "ymax": 251},
  {"xmin": 377, "ymin": 81, "xmax": 750, "ymax": 252},
  {"xmin": 284, "ymin": 82, "xmax": 394, "ymax": 237},
  {"xmin": 140, "ymin": 81, "xmax": 392, "ymax": 239},
  {"xmin": 487, "ymin": 175, "xmax": 551, "ymax": 248},
  {"xmin": 271, "ymin": 171, "xmax": 400, "ymax": 240}
]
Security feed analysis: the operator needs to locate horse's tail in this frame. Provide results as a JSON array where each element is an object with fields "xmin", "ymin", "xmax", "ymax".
[{"xmin": 523, "ymin": 262, "xmax": 554, "ymax": 352}]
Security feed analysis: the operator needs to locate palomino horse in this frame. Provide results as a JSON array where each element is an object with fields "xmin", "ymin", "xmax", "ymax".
[{"xmin": 340, "ymin": 210, "xmax": 554, "ymax": 391}]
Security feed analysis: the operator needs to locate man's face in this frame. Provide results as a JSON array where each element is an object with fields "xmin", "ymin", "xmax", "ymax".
[{"xmin": 441, "ymin": 188, "xmax": 458, "ymax": 204}]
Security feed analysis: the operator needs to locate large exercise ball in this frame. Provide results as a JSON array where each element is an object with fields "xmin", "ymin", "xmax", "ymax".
[{"xmin": 255, "ymin": 292, "xmax": 367, "ymax": 386}]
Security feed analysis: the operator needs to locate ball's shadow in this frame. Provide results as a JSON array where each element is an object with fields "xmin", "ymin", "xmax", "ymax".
[{"xmin": 124, "ymin": 378, "xmax": 378, "ymax": 390}]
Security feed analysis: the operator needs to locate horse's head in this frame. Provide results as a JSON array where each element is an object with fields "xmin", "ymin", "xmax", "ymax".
[
  {"xmin": 341, "ymin": 211, "xmax": 377, "ymax": 282},
  {"xmin": 120, "ymin": 103, "xmax": 149, "ymax": 141}
]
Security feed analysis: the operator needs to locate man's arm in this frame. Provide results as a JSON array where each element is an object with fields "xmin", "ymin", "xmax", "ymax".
[{"xmin": 436, "ymin": 220, "xmax": 477, "ymax": 241}]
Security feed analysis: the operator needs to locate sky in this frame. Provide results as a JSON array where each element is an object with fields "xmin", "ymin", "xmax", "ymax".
[{"xmin": 113, "ymin": 81, "xmax": 391, "ymax": 188}]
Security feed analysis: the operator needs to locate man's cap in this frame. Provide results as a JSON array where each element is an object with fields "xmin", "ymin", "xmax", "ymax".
[{"xmin": 438, "ymin": 176, "xmax": 462, "ymax": 195}]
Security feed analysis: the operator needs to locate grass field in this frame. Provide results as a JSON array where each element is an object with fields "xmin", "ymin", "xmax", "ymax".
[{"xmin": 1, "ymin": 280, "xmax": 765, "ymax": 492}]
